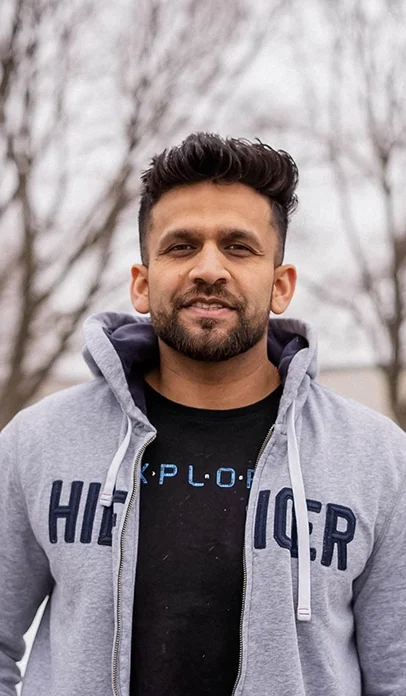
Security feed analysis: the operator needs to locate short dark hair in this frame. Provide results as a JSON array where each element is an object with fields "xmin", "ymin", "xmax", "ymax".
[{"xmin": 138, "ymin": 132, "xmax": 298, "ymax": 265}]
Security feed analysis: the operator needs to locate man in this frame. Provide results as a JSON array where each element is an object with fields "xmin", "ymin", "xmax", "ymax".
[{"xmin": 0, "ymin": 133, "xmax": 405, "ymax": 696}]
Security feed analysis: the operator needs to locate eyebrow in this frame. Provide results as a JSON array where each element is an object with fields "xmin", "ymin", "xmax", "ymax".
[{"xmin": 158, "ymin": 227, "xmax": 264, "ymax": 250}]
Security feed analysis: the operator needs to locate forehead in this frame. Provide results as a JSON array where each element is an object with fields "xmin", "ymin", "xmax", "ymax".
[{"xmin": 148, "ymin": 181, "xmax": 276, "ymax": 243}]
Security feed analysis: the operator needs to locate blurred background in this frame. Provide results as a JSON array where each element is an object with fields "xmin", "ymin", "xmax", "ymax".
[
  {"xmin": 1, "ymin": 0, "xmax": 405, "ymax": 432},
  {"xmin": 1, "ymin": 0, "xmax": 405, "ymax": 683}
]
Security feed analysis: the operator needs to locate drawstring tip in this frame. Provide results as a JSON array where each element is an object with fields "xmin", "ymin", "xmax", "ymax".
[
  {"xmin": 100, "ymin": 489, "xmax": 114, "ymax": 507},
  {"xmin": 297, "ymin": 607, "xmax": 311, "ymax": 622}
]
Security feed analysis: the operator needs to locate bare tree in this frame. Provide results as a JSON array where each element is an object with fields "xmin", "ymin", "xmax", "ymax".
[
  {"xmin": 0, "ymin": 0, "xmax": 288, "ymax": 428},
  {"xmin": 254, "ymin": 0, "xmax": 406, "ymax": 428}
]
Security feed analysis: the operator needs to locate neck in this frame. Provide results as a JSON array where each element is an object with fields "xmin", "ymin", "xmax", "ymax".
[{"xmin": 144, "ymin": 337, "xmax": 280, "ymax": 410}]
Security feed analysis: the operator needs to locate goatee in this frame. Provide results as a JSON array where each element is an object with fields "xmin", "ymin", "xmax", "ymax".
[{"xmin": 150, "ymin": 305, "xmax": 270, "ymax": 362}]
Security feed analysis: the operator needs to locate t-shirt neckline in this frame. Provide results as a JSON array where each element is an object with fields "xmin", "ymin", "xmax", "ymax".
[{"xmin": 143, "ymin": 379, "xmax": 283, "ymax": 421}]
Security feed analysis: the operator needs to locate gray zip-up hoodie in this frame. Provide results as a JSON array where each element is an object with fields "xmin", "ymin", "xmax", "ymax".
[{"xmin": 0, "ymin": 312, "xmax": 405, "ymax": 696}]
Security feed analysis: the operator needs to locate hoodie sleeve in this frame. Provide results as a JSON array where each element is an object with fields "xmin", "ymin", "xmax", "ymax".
[
  {"xmin": 0, "ymin": 415, "xmax": 53, "ymax": 694},
  {"xmin": 353, "ymin": 474, "xmax": 406, "ymax": 695}
]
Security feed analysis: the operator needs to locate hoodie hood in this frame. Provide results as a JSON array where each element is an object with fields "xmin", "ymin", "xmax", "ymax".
[
  {"xmin": 83, "ymin": 311, "xmax": 318, "ymax": 621},
  {"xmin": 83, "ymin": 311, "xmax": 317, "ymax": 422}
]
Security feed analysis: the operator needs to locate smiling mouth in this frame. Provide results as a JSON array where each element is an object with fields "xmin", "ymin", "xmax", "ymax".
[
  {"xmin": 182, "ymin": 303, "xmax": 235, "ymax": 318},
  {"xmin": 182, "ymin": 295, "xmax": 236, "ymax": 309},
  {"xmin": 187, "ymin": 301, "xmax": 232, "ymax": 310}
]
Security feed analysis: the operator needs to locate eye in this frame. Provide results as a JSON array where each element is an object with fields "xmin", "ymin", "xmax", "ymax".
[
  {"xmin": 168, "ymin": 244, "xmax": 194, "ymax": 252},
  {"xmin": 227, "ymin": 244, "xmax": 252, "ymax": 254}
]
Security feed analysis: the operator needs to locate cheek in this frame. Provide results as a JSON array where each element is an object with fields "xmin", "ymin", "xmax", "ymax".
[
  {"xmin": 247, "ymin": 275, "xmax": 274, "ymax": 307},
  {"xmin": 147, "ymin": 273, "xmax": 178, "ymax": 306}
]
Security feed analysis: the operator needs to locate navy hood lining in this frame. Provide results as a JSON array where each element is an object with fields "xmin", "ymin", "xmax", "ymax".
[{"xmin": 105, "ymin": 321, "xmax": 308, "ymax": 415}]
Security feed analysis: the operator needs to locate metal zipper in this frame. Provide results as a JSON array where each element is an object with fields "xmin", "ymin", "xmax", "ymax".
[
  {"xmin": 112, "ymin": 433, "xmax": 156, "ymax": 696},
  {"xmin": 231, "ymin": 424, "xmax": 275, "ymax": 696}
]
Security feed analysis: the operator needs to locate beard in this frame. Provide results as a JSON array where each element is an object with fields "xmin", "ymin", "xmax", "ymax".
[{"xmin": 149, "ymin": 290, "xmax": 271, "ymax": 362}]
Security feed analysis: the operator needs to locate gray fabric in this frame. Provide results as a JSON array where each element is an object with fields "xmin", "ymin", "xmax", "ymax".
[{"xmin": 0, "ymin": 311, "xmax": 405, "ymax": 696}]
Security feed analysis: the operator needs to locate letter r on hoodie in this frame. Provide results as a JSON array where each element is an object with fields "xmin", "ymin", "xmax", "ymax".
[{"xmin": 321, "ymin": 503, "xmax": 356, "ymax": 570}]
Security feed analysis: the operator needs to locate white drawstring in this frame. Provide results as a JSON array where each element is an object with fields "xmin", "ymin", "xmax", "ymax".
[
  {"xmin": 287, "ymin": 402, "xmax": 311, "ymax": 622},
  {"xmin": 100, "ymin": 416, "xmax": 133, "ymax": 507}
]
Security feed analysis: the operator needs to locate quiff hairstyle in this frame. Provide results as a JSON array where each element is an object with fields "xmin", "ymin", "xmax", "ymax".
[{"xmin": 138, "ymin": 132, "xmax": 298, "ymax": 266}]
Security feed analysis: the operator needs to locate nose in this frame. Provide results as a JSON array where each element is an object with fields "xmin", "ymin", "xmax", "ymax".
[{"xmin": 188, "ymin": 243, "xmax": 231, "ymax": 285}]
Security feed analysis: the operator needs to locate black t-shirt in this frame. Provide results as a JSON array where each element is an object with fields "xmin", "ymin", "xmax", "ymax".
[{"xmin": 131, "ymin": 381, "xmax": 282, "ymax": 696}]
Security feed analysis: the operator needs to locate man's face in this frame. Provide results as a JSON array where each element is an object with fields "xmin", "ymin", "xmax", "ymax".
[{"xmin": 131, "ymin": 181, "xmax": 295, "ymax": 362}]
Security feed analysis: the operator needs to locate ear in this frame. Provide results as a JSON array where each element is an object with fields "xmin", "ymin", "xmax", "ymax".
[
  {"xmin": 130, "ymin": 264, "xmax": 150, "ymax": 314},
  {"xmin": 271, "ymin": 265, "xmax": 297, "ymax": 315}
]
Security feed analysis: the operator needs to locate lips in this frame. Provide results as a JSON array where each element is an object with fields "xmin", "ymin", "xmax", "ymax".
[
  {"xmin": 188, "ymin": 302, "xmax": 230, "ymax": 311},
  {"xmin": 183, "ymin": 297, "xmax": 235, "ymax": 310},
  {"xmin": 182, "ymin": 300, "xmax": 236, "ymax": 319}
]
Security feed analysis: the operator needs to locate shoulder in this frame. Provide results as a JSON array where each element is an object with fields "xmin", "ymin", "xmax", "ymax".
[
  {"xmin": 2, "ymin": 378, "xmax": 119, "ymax": 442},
  {"xmin": 0, "ymin": 379, "xmax": 126, "ymax": 488},
  {"xmin": 310, "ymin": 379, "xmax": 404, "ymax": 436},
  {"xmin": 306, "ymin": 380, "xmax": 406, "ymax": 479}
]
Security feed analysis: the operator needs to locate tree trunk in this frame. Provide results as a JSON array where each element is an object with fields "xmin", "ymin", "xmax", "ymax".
[{"xmin": 382, "ymin": 367, "xmax": 406, "ymax": 432}]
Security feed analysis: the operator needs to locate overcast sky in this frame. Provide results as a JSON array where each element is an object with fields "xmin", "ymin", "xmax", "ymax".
[{"xmin": 2, "ymin": 0, "xmax": 400, "ymax": 384}]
